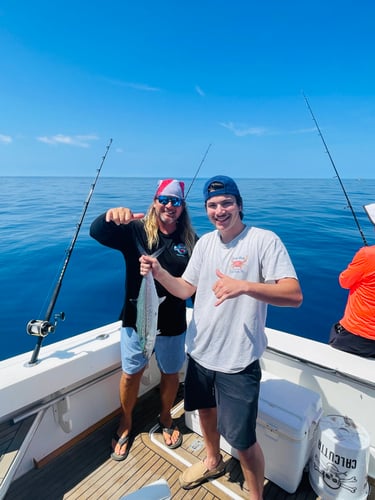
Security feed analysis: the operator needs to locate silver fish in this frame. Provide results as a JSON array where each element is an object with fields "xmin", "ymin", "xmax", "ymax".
[{"xmin": 135, "ymin": 245, "xmax": 165, "ymax": 359}]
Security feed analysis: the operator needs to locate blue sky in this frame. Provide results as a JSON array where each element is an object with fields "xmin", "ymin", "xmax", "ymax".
[{"xmin": 1, "ymin": 1, "xmax": 374, "ymax": 178}]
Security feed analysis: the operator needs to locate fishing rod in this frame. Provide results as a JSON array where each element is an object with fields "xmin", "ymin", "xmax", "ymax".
[
  {"xmin": 27, "ymin": 138, "xmax": 113, "ymax": 366},
  {"xmin": 184, "ymin": 143, "xmax": 212, "ymax": 199},
  {"xmin": 303, "ymin": 93, "xmax": 368, "ymax": 246}
]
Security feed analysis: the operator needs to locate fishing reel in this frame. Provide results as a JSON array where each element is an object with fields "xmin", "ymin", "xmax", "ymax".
[{"xmin": 27, "ymin": 312, "xmax": 65, "ymax": 338}]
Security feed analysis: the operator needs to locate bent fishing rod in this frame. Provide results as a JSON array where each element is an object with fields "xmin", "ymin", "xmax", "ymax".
[
  {"xmin": 303, "ymin": 93, "xmax": 368, "ymax": 246},
  {"xmin": 27, "ymin": 138, "xmax": 113, "ymax": 366},
  {"xmin": 185, "ymin": 143, "xmax": 212, "ymax": 199}
]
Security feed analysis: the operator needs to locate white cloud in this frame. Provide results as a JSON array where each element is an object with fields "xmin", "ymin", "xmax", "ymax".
[
  {"xmin": 195, "ymin": 85, "xmax": 205, "ymax": 97},
  {"xmin": 0, "ymin": 134, "xmax": 12, "ymax": 144},
  {"xmin": 220, "ymin": 122, "xmax": 268, "ymax": 137},
  {"xmin": 104, "ymin": 78, "xmax": 160, "ymax": 92},
  {"xmin": 126, "ymin": 82, "xmax": 160, "ymax": 92},
  {"xmin": 220, "ymin": 122, "xmax": 317, "ymax": 137},
  {"xmin": 37, "ymin": 134, "xmax": 99, "ymax": 148}
]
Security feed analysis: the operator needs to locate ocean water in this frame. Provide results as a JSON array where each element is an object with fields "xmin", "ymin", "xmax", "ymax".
[{"xmin": 1, "ymin": 176, "xmax": 374, "ymax": 362}]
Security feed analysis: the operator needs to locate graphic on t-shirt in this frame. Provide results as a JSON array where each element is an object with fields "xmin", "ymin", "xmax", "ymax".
[
  {"xmin": 230, "ymin": 256, "xmax": 248, "ymax": 273},
  {"xmin": 174, "ymin": 243, "xmax": 188, "ymax": 256}
]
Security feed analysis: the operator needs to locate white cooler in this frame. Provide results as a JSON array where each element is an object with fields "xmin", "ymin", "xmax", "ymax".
[{"xmin": 185, "ymin": 371, "xmax": 323, "ymax": 494}]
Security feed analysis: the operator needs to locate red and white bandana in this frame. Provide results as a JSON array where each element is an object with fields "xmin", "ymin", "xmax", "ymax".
[{"xmin": 155, "ymin": 179, "xmax": 185, "ymax": 199}]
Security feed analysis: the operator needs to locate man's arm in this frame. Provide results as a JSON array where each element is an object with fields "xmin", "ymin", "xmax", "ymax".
[
  {"xmin": 212, "ymin": 270, "xmax": 302, "ymax": 307},
  {"xmin": 105, "ymin": 207, "xmax": 144, "ymax": 225},
  {"xmin": 90, "ymin": 208, "xmax": 144, "ymax": 247},
  {"xmin": 140, "ymin": 255, "xmax": 196, "ymax": 300},
  {"xmin": 339, "ymin": 248, "xmax": 366, "ymax": 289}
]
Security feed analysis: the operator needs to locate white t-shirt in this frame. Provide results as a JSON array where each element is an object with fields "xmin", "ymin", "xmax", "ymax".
[{"xmin": 182, "ymin": 225, "xmax": 298, "ymax": 373}]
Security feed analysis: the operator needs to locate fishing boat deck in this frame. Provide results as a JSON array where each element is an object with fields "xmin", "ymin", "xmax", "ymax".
[{"xmin": 4, "ymin": 384, "xmax": 320, "ymax": 500}]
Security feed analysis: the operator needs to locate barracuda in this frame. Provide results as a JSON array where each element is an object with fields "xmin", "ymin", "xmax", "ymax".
[{"xmin": 135, "ymin": 245, "xmax": 165, "ymax": 359}]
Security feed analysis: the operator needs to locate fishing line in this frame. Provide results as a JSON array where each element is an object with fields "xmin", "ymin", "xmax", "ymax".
[
  {"xmin": 27, "ymin": 138, "xmax": 113, "ymax": 366},
  {"xmin": 303, "ymin": 93, "xmax": 368, "ymax": 246},
  {"xmin": 184, "ymin": 143, "xmax": 212, "ymax": 199}
]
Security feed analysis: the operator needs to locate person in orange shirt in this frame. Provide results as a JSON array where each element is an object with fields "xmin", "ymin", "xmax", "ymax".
[{"xmin": 329, "ymin": 244, "xmax": 375, "ymax": 358}]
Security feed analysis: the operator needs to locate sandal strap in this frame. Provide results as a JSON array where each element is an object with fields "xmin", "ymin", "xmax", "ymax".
[
  {"xmin": 113, "ymin": 432, "xmax": 130, "ymax": 445},
  {"xmin": 161, "ymin": 425, "xmax": 176, "ymax": 436},
  {"xmin": 158, "ymin": 418, "xmax": 177, "ymax": 434},
  {"xmin": 117, "ymin": 435, "xmax": 129, "ymax": 446}
]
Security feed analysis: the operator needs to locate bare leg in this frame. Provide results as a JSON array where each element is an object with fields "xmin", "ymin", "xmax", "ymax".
[
  {"xmin": 198, "ymin": 407, "xmax": 222, "ymax": 469},
  {"xmin": 113, "ymin": 368, "xmax": 145, "ymax": 455},
  {"xmin": 159, "ymin": 372, "xmax": 180, "ymax": 446},
  {"xmin": 179, "ymin": 407, "xmax": 225, "ymax": 489},
  {"xmin": 237, "ymin": 442, "xmax": 265, "ymax": 500}
]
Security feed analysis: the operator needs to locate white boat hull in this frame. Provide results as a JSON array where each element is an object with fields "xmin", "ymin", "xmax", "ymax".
[{"xmin": 0, "ymin": 312, "xmax": 373, "ymax": 496}]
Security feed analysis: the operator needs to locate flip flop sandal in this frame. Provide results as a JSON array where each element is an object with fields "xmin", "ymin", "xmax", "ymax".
[
  {"xmin": 158, "ymin": 419, "xmax": 183, "ymax": 449},
  {"xmin": 111, "ymin": 433, "xmax": 131, "ymax": 461}
]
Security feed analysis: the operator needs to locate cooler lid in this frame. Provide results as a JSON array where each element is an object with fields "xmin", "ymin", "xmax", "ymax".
[{"xmin": 258, "ymin": 373, "xmax": 323, "ymax": 441}]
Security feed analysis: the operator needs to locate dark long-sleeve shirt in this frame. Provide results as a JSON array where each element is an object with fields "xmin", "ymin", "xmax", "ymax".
[{"xmin": 90, "ymin": 214, "xmax": 194, "ymax": 336}]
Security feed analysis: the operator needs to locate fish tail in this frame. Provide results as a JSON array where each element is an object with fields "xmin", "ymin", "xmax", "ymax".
[{"xmin": 136, "ymin": 239, "xmax": 166, "ymax": 259}]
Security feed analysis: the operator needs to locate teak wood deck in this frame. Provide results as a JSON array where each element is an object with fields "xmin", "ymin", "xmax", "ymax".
[{"xmin": 4, "ymin": 384, "xmax": 321, "ymax": 499}]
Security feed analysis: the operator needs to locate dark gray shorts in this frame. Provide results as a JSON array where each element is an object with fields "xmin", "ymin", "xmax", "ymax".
[
  {"xmin": 184, "ymin": 356, "xmax": 261, "ymax": 450},
  {"xmin": 329, "ymin": 323, "xmax": 375, "ymax": 358}
]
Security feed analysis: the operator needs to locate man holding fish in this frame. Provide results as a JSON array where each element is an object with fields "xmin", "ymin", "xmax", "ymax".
[
  {"xmin": 90, "ymin": 179, "xmax": 197, "ymax": 460},
  {"xmin": 140, "ymin": 175, "xmax": 302, "ymax": 499}
]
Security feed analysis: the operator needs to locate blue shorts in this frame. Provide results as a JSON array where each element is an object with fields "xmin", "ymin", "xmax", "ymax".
[
  {"xmin": 121, "ymin": 327, "xmax": 186, "ymax": 374},
  {"xmin": 184, "ymin": 356, "xmax": 261, "ymax": 450}
]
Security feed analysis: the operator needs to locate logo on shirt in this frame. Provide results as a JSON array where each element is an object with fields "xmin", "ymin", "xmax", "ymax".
[
  {"xmin": 230, "ymin": 256, "xmax": 248, "ymax": 273},
  {"xmin": 174, "ymin": 243, "xmax": 188, "ymax": 256}
]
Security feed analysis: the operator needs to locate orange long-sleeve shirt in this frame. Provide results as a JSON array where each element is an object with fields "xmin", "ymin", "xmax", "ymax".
[{"xmin": 339, "ymin": 245, "xmax": 375, "ymax": 340}]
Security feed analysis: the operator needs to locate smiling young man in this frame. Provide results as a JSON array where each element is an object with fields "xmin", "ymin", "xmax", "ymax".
[{"xmin": 140, "ymin": 175, "xmax": 302, "ymax": 499}]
